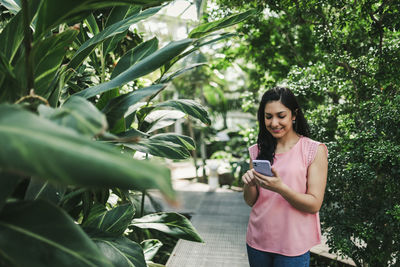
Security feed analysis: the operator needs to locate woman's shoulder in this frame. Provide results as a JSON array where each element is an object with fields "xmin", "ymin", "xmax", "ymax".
[
  {"xmin": 301, "ymin": 136, "xmax": 328, "ymax": 166},
  {"xmin": 248, "ymin": 144, "xmax": 259, "ymax": 160}
]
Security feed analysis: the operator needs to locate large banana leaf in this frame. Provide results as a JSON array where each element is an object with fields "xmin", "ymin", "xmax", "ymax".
[
  {"xmin": 32, "ymin": 29, "xmax": 79, "ymax": 98},
  {"xmin": 111, "ymin": 37, "xmax": 159, "ymax": 79},
  {"xmin": 68, "ymin": 6, "xmax": 162, "ymax": 70},
  {"xmin": 83, "ymin": 203, "xmax": 135, "ymax": 236},
  {"xmin": 0, "ymin": 104, "xmax": 175, "ymax": 200},
  {"xmin": 75, "ymin": 38, "xmax": 193, "ymax": 99},
  {"xmin": 102, "ymin": 84, "xmax": 166, "ymax": 129},
  {"xmin": 38, "ymin": 96, "xmax": 107, "ymax": 137},
  {"xmin": 131, "ymin": 212, "xmax": 203, "ymax": 242},
  {"xmin": 0, "ymin": 200, "xmax": 113, "ymax": 267},
  {"xmin": 93, "ymin": 236, "xmax": 146, "ymax": 267},
  {"xmin": 155, "ymin": 99, "xmax": 211, "ymax": 125},
  {"xmin": 188, "ymin": 9, "xmax": 257, "ymax": 38},
  {"xmin": 33, "ymin": 0, "xmax": 163, "ymax": 39}
]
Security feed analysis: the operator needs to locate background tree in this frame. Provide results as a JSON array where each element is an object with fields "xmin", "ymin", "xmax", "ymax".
[{"xmin": 209, "ymin": 0, "xmax": 400, "ymax": 266}]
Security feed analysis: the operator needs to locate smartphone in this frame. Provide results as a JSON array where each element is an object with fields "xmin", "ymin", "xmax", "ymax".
[{"xmin": 253, "ymin": 160, "xmax": 273, "ymax": 176}]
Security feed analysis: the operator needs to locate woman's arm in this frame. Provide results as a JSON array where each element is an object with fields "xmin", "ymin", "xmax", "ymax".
[
  {"xmin": 254, "ymin": 145, "xmax": 328, "ymax": 213},
  {"xmin": 242, "ymin": 159, "xmax": 259, "ymax": 207}
]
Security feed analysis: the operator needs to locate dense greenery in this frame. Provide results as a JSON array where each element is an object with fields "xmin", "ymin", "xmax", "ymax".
[
  {"xmin": 210, "ymin": 0, "xmax": 400, "ymax": 266},
  {"xmin": 0, "ymin": 0, "xmax": 255, "ymax": 266}
]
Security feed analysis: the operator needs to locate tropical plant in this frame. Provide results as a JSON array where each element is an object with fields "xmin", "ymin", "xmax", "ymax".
[{"xmin": 0, "ymin": 0, "xmax": 256, "ymax": 266}]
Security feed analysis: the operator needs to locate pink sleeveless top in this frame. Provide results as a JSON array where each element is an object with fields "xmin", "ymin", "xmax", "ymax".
[{"xmin": 246, "ymin": 136, "xmax": 328, "ymax": 256}]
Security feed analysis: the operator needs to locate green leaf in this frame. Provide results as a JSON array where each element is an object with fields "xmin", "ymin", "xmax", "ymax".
[
  {"xmin": 32, "ymin": 29, "xmax": 79, "ymax": 98},
  {"xmin": 75, "ymin": 39, "xmax": 193, "ymax": 99},
  {"xmin": 188, "ymin": 9, "xmax": 257, "ymax": 38},
  {"xmin": 0, "ymin": 200, "xmax": 113, "ymax": 267},
  {"xmin": 102, "ymin": 84, "xmax": 166, "ymax": 129},
  {"xmin": 141, "ymin": 110, "xmax": 186, "ymax": 133},
  {"xmin": 33, "ymin": 0, "xmax": 155, "ymax": 39},
  {"xmin": 131, "ymin": 212, "xmax": 203, "ymax": 242},
  {"xmin": 150, "ymin": 133, "xmax": 195, "ymax": 150},
  {"xmin": 103, "ymin": 6, "xmax": 142, "ymax": 56},
  {"xmin": 155, "ymin": 99, "xmax": 211, "ymax": 125},
  {"xmin": 0, "ymin": 12, "xmax": 24, "ymax": 64},
  {"xmin": 0, "ymin": 171, "xmax": 21, "ymax": 212},
  {"xmin": 123, "ymin": 138, "xmax": 191, "ymax": 159},
  {"xmin": 111, "ymin": 37, "xmax": 159, "ymax": 79},
  {"xmin": 0, "ymin": 104, "xmax": 176, "ymax": 200},
  {"xmin": 83, "ymin": 204, "xmax": 135, "ymax": 236},
  {"xmin": 25, "ymin": 178, "xmax": 66, "ymax": 205},
  {"xmin": 141, "ymin": 239, "xmax": 162, "ymax": 261},
  {"xmin": 93, "ymin": 236, "xmax": 146, "ymax": 267},
  {"xmin": 38, "ymin": 96, "xmax": 107, "ymax": 137},
  {"xmin": 0, "ymin": 0, "xmax": 21, "ymax": 14},
  {"xmin": 68, "ymin": 6, "xmax": 162, "ymax": 70},
  {"xmin": 160, "ymin": 62, "xmax": 207, "ymax": 83}
]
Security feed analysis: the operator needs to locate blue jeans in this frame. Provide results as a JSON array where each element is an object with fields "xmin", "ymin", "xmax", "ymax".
[{"xmin": 246, "ymin": 244, "xmax": 310, "ymax": 267}]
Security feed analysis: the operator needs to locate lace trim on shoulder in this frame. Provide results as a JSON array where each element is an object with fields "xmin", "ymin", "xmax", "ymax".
[{"xmin": 248, "ymin": 144, "xmax": 259, "ymax": 160}]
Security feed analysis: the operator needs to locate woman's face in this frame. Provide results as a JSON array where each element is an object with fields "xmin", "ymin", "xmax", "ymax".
[{"xmin": 264, "ymin": 100, "xmax": 296, "ymax": 139}]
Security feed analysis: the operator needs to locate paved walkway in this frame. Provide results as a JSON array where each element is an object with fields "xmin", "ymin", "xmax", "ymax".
[{"xmin": 161, "ymin": 161, "xmax": 355, "ymax": 266}]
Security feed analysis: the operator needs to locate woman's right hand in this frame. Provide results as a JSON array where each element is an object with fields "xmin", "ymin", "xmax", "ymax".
[{"xmin": 242, "ymin": 169, "xmax": 257, "ymax": 186}]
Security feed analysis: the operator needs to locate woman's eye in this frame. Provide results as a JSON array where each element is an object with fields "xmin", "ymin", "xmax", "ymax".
[
  {"xmin": 279, "ymin": 115, "xmax": 286, "ymax": 119},
  {"xmin": 265, "ymin": 116, "xmax": 272, "ymax": 119}
]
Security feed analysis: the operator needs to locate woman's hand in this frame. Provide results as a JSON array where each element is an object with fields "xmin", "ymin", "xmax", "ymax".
[
  {"xmin": 253, "ymin": 168, "xmax": 284, "ymax": 193},
  {"xmin": 242, "ymin": 169, "xmax": 257, "ymax": 186}
]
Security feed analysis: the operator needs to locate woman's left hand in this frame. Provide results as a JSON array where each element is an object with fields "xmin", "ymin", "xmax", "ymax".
[{"xmin": 252, "ymin": 168, "xmax": 284, "ymax": 193}]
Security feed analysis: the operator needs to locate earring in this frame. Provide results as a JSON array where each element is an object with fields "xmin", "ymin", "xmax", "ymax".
[{"xmin": 292, "ymin": 120, "xmax": 297, "ymax": 131}]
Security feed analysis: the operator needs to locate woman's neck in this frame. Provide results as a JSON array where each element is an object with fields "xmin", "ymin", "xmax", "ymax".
[{"xmin": 275, "ymin": 131, "xmax": 300, "ymax": 152}]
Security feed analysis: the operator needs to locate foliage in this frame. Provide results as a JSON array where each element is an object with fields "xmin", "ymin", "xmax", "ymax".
[
  {"xmin": 210, "ymin": 0, "xmax": 400, "ymax": 266},
  {"xmin": 0, "ymin": 0, "xmax": 256, "ymax": 265}
]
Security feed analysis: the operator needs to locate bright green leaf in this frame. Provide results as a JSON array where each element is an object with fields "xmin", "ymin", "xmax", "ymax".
[{"xmin": 131, "ymin": 212, "xmax": 203, "ymax": 242}]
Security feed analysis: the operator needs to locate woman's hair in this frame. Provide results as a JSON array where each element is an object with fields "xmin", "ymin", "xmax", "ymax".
[{"xmin": 256, "ymin": 87, "xmax": 310, "ymax": 164}]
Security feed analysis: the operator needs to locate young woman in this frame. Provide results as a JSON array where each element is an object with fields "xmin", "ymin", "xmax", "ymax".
[{"xmin": 242, "ymin": 87, "xmax": 328, "ymax": 267}]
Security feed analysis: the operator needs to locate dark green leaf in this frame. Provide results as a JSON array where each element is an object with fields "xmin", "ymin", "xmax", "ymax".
[
  {"xmin": 111, "ymin": 37, "xmax": 159, "ymax": 79},
  {"xmin": 141, "ymin": 239, "xmax": 162, "ymax": 261},
  {"xmin": 68, "ymin": 6, "xmax": 162, "ymax": 70},
  {"xmin": 103, "ymin": 6, "xmax": 142, "ymax": 56},
  {"xmin": 188, "ymin": 9, "xmax": 257, "ymax": 38},
  {"xmin": 0, "ymin": 200, "xmax": 113, "ymax": 267},
  {"xmin": 160, "ymin": 62, "xmax": 207, "ymax": 83},
  {"xmin": 0, "ymin": 0, "xmax": 21, "ymax": 14},
  {"xmin": 102, "ymin": 84, "xmax": 166, "ymax": 129},
  {"xmin": 93, "ymin": 236, "xmax": 146, "ymax": 267},
  {"xmin": 0, "ymin": 104, "xmax": 176, "ymax": 200},
  {"xmin": 25, "ymin": 178, "xmax": 66, "ymax": 205},
  {"xmin": 75, "ymin": 39, "xmax": 193, "ymax": 99},
  {"xmin": 33, "ymin": 0, "xmax": 157, "ymax": 39},
  {"xmin": 0, "ymin": 171, "xmax": 21, "ymax": 212},
  {"xmin": 32, "ymin": 29, "xmax": 79, "ymax": 98},
  {"xmin": 131, "ymin": 212, "xmax": 203, "ymax": 242},
  {"xmin": 83, "ymin": 204, "xmax": 135, "ymax": 236}
]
